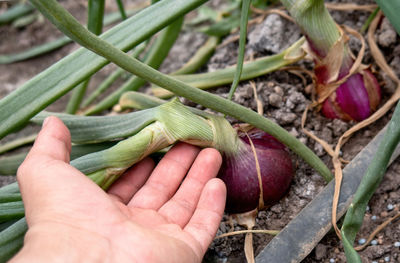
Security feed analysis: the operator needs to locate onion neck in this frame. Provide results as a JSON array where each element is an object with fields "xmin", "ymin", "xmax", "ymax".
[{"xmin": 281, "ymin": 0, "xmax": 340, "ymax": 57}]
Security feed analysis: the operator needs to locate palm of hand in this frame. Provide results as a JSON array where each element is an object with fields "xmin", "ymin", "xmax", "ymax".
[{"xmin": 14, "ymin": 117, "xmax": 226, "ymax": 263}]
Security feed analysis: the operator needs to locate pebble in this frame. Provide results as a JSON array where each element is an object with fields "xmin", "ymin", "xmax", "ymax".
[
  {"xmin": 275, "ymin": 111, "xmax": 297, "ymax": 125},
  {"xmin": 247, "ymin": 14, "xmax": 301, "ymax": 54},
  {"xmin": 274, "ymin": 86, "xmax": 284, "ymax": 96},
  {"xmin": 329, "ymin": 258, "xmax": 335, "ymax": 263},
  {"xmin": 384, "ymin": 256, "xmax": 390, "ymax": 262},
  {"xmin": 372, "ymin": 261, "xmax": 378, "ymax": 263},
  {"xmin": 371, "ymin": 240, "xmax": 378, "ymax": 245},
  {"xmin": 387, "ymin": 204, "xmax": 394, "ymax": 211},
  {"xmin": 358, "ymin": 238, "xmax": 366, "ymax": 245},
  {"xmin": 314, "ymin": 244, "xmax": 327, "ymax": 260},
  {"xmin": 394, "ymin": 241, "xmax": 400, "ymax": 247},
  {"xmin": 269, "ymin": 93, "xmax": 283, "ymax": 108},
  {"xmin": 371, "ymin": 215, "xmax": 377, "ymax": 221},
  {"xmin": 366, "ymin": 206, "xmax": 370, "ymax": 211},
  {"xmin": 378, "ymin": 18, "xmax": 397, "ymax": 47}
]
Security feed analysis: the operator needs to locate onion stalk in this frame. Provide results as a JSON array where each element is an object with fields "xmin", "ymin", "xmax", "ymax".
[
  {"xmin": 62, "ymin": 100, "xmax": 295, "ymax": 211},
  {"xmin": 280, "ymin": 0, "xmax": 381, "ymax": 121}
]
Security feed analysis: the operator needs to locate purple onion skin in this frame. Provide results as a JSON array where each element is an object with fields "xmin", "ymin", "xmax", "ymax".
[
  {"xmin": 218, "ymin": 129, "xmax": 294, "ymax": 214},
  {"xmin": 311, "ymin": 40, "xmax": 381, "ymax": 122},
  {"xmin": 320, "ymin": 69, "xmax": 381, "ymax": 122}
]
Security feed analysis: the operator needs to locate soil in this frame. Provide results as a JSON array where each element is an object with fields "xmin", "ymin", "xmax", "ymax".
[{"xmin": 1, "ymin": 0, "xmax": 400, "ymax": 262}]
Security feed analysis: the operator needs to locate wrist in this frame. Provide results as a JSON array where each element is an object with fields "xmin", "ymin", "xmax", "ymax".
[{"xmin": 10, "ymin": 223, "xmax": 110, "ymax": 263}]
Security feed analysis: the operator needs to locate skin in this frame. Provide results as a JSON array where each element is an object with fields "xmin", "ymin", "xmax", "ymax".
[{"xmin": 11, "ymin": 116, "xmax": 226, "ymax": 263}]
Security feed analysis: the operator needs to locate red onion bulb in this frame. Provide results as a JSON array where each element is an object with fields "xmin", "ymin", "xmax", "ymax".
[
  {"xmin": 320, "ymin": 69, "xmax": 381, "ymax": 122},
  {"xmin": 218, "ymin": 129, "xmax": 294, "ymax": 214}
]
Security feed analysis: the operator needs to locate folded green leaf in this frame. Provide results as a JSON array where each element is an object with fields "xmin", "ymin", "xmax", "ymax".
[
  {"xmin": 375, "ymin": 0, "xmax": 400, "ymax": 35},
  {"xmin": 32, "ymin": 108, "xmax": 158, "ymax": 143},
  {"xmin": 0, "ymin": 201, "xmax": 24, "ymax": 223},
  {"xmin": 0, "ymin": 194, "xmax": 22, "ymax": 203},
  {"xmin": 0, "ymin": 218, "xmax": 27, "ymax": 263},
  {"xmin": 0, "ymin": 142, "xmax": 116, "ymax": 176},
  {"xmin": 119, "ymin": 91, "xmax": 167, "ymax": 110}
]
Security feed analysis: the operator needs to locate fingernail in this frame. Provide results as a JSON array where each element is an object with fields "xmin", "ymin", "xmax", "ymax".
[{"xmin": 42, "ymin": 116, "xmax": 51, "ymax": 128}]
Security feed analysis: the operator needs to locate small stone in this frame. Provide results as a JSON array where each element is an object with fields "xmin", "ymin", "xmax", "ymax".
[
  {"xmin": 315, "ymin": 244, "xmax": 327, "ymax": 260},
  {"xmin": 394, "ymin": 241, "xmax": 400, "ymax": 247},
  {"xmin": 378, "ymin": 235, "xmax": 384, "ymax": 245},
  {"xmin": 381, "ymin": 211, "xmax": 389, "ymax": 218},
  {"xmin": 371, "ymin": 240, "xmax": 378, "ymax": 245},
  {"xmin": 358, "ymin": 238, "xmax": 366, "ymax": 245},
  {"xmin": 274, "ymin": 86, "xmax": 284, "ymax": 96},
  {"xmin": 371, "ymin": 261, "xmax": 378, "ymax": 263},
  {"xmin": 387, "ymin": 204, "xmax": 394, "ymax": 211},
  {"xmin": 248, "ymin": 14, "xmax": 301, "ymax": 54},
  {"xmin": 275, "ymin": 111, "xmax": 297, "ymax": 125},
  {"xmin": 329, "ymin": 258, "xmax": 335, "ymax": 263},
  {"xmin": 378, "ymin": 18, "xmax": 397, "ymax": 47},
  {"xmin": 372, "ymin": 215, "xmax": 378, "ymax": 221},
  {"xmin": 269, "ymin": 93, "xmax": 283, "ymax": 108},
  {"xmin": 384, "ymin": 256, "xmax": 390, "ymax": 262},
  {"xmin": 314, "ymin": 143, "xmax": 325, "ymax": 157},
  {"xmin": 299, "ymin": 137, "xmax": 308, "ymax": 145},
  {"xmin": 366, "ymin": 206, "xmax": 370, "ymax": 211},
  {"xmin": 267, "ymin": 82, "xmax": 275, "ymax": 88},
  {"xmin": 289, "ymin": 127, "xmax": 299, "ymax": 137},
  {"xmin": 320, "ymin": 127, "xmax": 333, "ymax": 143}
]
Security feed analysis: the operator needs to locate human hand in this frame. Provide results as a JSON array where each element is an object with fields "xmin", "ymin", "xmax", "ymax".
[{"xmin": 11, "ymin": 116, "xmax": 226, "ymax": 263}]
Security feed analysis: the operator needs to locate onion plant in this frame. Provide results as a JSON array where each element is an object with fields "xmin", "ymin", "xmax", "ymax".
[
  {"xmin": 0, "ymin": 2, "xmax": 35, "ymax": 25},
  {"xmin": 0, "ymin": 9, "xmax": 139, "ymax": 65},
  {"xmin": 281, "ymin": 0, "xmax": 381, "ymax": 122}
]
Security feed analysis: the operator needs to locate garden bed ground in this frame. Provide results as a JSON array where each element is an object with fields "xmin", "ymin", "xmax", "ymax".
[{"xmin": 1, "ymin": 0, "xmax": 400, "ymax": 262}]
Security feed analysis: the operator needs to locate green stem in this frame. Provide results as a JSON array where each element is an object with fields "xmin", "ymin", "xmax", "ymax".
[
  {"xmin": 0, "ymin": 3, "xmax": 35, "ymax": 25},
  {"xmin": 81, "ymin": 42, "xmax": 146, "ymax": 108},
  {"xmin": 66, "ymin": 80, "xmax": 90, "ymax": 114},
  {"xmin": 0, "ymin": 9, "xmax": 139, "ymax": 65},
  {"xmin": 0, "ymin": 218, "xmax": 27, "ymax": 263},
  {"xmin": 172, "ymin": 36, "xmax": 220, "ymax": 75},
  {"xmin": 0, "ymin": 201, "xmax": 25, "ymax": 222},
  {"xmin": 152, "ymin": 38, "xmax": 305, "ymax": 98},
  {"xmin": 227, "ymin": 0, "xmax": 251, "ymax": 100},
  {"xmin": 84, "ymin": 16, "xmax": 184, "ymax": 115},
  {"xmin": 119, "ymin": 91, "xmax": 167, "ymax": 110},
  {"xmin": 115, "ymin": 0, "xmax": 127, "ymax": 20},
  {"xmin": 0, "ymin": 134, "xmax": 36, "ymax": 155},
  {"xmin": 360, "ymin": 7, "xmax": 379, "ymax": 34},
  {"xmin": 0, "ymin": 142, "xmax": 117, "ymax": 176},
  {"xmin": 0, "ymin": 193, "xmax": 22, "ymax": 203},
  {"xmin": 66, "ymin": 0, "xmax": 105, "ymax": 114},
  {"xmin": 87, "ymin": 0, "xmax": 105, "ymax": 35},
  {"xmin": 31, "ymin": 0, "xmax": 332, "ymax": 181},
  {"xmin": 280, "ymin": 0, "xmax": 339, "ymax": 57}
]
